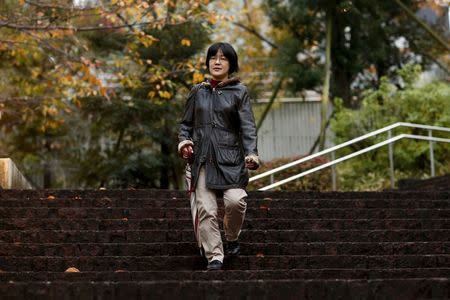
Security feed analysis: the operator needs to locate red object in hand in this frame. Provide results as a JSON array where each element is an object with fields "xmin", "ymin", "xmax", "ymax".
[{"xmin": 181, "ymin": 145, "xmax": 194, "ymax": 163}]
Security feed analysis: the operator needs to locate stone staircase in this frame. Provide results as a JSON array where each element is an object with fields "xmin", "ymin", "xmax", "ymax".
[{"xmin": 0, "ymin": 189, "xmax": 449, "ymax": 299}]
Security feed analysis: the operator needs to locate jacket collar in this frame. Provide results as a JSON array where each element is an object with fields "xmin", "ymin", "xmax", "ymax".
[{"xmin": 202, "ymin": 77, "xmax": 240, "ymax": 89}]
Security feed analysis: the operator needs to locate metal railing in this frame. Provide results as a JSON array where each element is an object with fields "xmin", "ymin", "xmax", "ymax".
[{"xmin": 249, "ymin": 122, "xmax": 450, "ymax": 191}]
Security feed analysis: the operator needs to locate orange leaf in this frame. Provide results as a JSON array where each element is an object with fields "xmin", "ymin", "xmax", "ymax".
[
  {"xmin": 181, "ymin": 38, "xmax": 191, "ymax": 47},
  {"xmin": 65, "ymin": 267, "xmax": 80, "ymax": 273}
]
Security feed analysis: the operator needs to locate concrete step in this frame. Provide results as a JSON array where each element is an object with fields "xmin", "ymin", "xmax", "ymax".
[
  {"xmin": 1, "ymin": 255, "xmax": 450, "ymax": 271},
  {"xmin": 1, "ymin": 198, "xmax": 449, "ymax": 208},
  {"xmin": 1, "ymin": 188, "xmax": 449, "ymax": 299},
  {"xmin": 1, "ymin": 268, "xmax": 450, "ymax": 281},
  {"xmin": 1, "ymin": 207, "xmax": 449, "ymax": 219},
  {"xmin": 1, "ymin": 278, "xmax": 449, "ymax": 299},
  {"xmin": 1, "ymin": 229, "xmax": 449, "ymax": 243},
  {"xmin": 2, "ymin": 218, "xmax": 449, "ymax": 230},
  {"xmin": 0, "ymin": 190, "xmax": 447, "ymax": 201},
  {"xmin": 0, "ymin": 242, "xmax": 448, "ymax": 257}
]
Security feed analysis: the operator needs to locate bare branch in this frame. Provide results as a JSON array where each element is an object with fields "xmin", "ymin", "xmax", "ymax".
[
  {"xmin": 24, "ymin": 0, "xmax": 100, "ymax": 11},
  {"xmin": 242, "ymin": 0, "xmax": 253, "ymax": 27},
  {"xmin": 27, "ymin": 31, "xmax": 83, "ymax": 63},
  {"xmin": 0, "ymin": 19, "xmax": 188, "ymax": 32},
  {"xmin": 232, "ymin": 21, "xmax": 278, "ymax": 49},
  {"xmin": 0, "ymin": 39, "xmax": 35, "ymax": 46}
]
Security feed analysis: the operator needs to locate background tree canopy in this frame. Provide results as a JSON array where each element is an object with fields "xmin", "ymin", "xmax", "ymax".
[
  {"xmin": 0, "ymin": 0, "xmax": 213, "ymax": 188},
  {"xmin": 0, "ymin": 0, "xmax": 448, "ymax": 190},
  {"xmin": 263, "ymin": 0, "xmax": 449, "ymax": 107}
]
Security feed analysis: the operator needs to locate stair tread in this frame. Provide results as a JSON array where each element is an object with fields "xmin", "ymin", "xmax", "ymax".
[
  {"xmin": 1, "ymin": 199, "xmax": 449, "ymax": 208},
  {"xmin": 2, "ymin": 241, "xmax": 447, "ymax": 256},
  {"xmin": 2, "ymin": 254, "xmax": 450, "ymax": 272},
  {"xmin": 1, "ymin": 207, "xmax": 449, "ymax": 220},
  {"xmin": 1, "ymin": 268, "xmax": 450, "ymax": 281}
]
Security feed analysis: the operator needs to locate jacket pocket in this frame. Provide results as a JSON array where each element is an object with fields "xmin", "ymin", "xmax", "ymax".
[
  {"xmin": 215, "ymin": 129, "xmax": 238, "ymax": 147},
  {"xmin": 216, "ymin": 146, "xmax": 242, "ymax": 166}
]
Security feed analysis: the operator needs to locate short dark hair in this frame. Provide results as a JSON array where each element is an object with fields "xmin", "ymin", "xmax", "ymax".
[{"xmin": 205, "ymin": 42, "xmax": 239, "ymax": 75}]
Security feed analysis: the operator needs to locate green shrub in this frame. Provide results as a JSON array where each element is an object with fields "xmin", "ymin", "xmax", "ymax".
[
  {"xmin": 248, "ymin": 155, "xmax": 332, "ymax": 191},
  {"xmin": 331, "ymin": 65, "xmax": 450, "ymax": 191}
]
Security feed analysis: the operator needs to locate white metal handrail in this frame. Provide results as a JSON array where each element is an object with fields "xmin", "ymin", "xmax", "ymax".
[{"xmin": 250, "ymin": 122, "xmax": 450, "ymax": 191}]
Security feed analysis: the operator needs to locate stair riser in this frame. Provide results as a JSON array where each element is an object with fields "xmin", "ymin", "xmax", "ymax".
[
  {"xmin": 1, "ymin": 255, "xmax": 450, "ymax": 271},
  {"xmin": 1, "ymin": 190, "xmax": 447, "ymax": 200},
  {"xmin": 2, "ymin": 269, "xmax": 450, "ymax": 281},
  {"xmin": 1, "ymin": 208, "xmax": 450, "ymax": 219},
  {"xmin": 0, "ymin": 242, "xmax": 449, "ymax": 257},
  {"xmin": 1, "ymin": 279, "xmax": 449, "ymax": 300},
  {"xmin": 1, "ymin": 230, "xmax": 449, "ymax": 243},
  {"xmin": 1, "ymin": 218, "xmax": 449, "ymax": 231},
  {"xmin": 1, "ymin": 199, "xmax": 449, "ymax": 208}
]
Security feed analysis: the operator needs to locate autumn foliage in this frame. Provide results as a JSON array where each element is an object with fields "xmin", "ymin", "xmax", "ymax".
[{"xmin": 0, "ymin": 0, "xmax": 214, "ymax": 188}]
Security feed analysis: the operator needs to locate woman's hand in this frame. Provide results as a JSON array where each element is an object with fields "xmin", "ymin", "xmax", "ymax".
[
  {"xmin": 181, "ymin": 145, "xmax": 194, "ymax": 163},
  {"xmin": 245, "ymin": 157, "xmax": 259, "ymax": 170}
]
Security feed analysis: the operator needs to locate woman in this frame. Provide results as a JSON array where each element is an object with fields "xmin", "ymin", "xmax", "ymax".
[{"xmin": 178, "ymin": 42, "xmax": 259, "ymax": 271}]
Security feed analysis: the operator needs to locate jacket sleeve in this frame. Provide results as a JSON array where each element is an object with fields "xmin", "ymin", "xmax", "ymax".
[
  {"xmin": 238, "ymin": 87, "xmax": 258, "ymax": 157},
  {"xmin": 178, "ymin": 86, "xmax": 197, "ymax": 152}
]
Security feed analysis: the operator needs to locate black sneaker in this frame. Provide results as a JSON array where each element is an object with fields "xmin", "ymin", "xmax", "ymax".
[
  {"xmin": 206, "ymin": 260, "xmax": 223, "ymax": 271},
  {"xmin": 226, "ymin": 241, "xmax": 240, "ymax": 256}
]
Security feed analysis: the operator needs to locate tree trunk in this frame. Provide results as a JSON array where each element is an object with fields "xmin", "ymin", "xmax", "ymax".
[
  {"xmin": 319, "ymin": 4, "xmax": 333, "ymax": 151},
  {"xmin": 43, "ymin": 139, "xmax": 52, "ymax": 188}
]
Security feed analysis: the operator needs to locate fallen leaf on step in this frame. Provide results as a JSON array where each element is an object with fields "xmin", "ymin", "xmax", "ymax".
[
  {"xmin": 64, "ymin": 267, "xmax": 80, "ymax": 273},
  {"xmin": 115, "ymin": 269, "xmax": 128, "ymax": 273},
  {"xmin": 256, "ymin": 253, "xmax": 265, "ymax": 257},
  {"xmin": 47, "ymin": 195, "xmax": 56, "ymax": 200}
]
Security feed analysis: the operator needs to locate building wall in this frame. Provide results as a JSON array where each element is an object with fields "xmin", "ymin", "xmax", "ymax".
[{"xmin": 255, "ymin": 100, "xmax": 334, "ymax": 162}]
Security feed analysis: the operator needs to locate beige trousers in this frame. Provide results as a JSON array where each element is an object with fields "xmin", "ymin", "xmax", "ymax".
[{"xmin": 195, "ymin": 167, "xmax": 247, "ymax": 263}]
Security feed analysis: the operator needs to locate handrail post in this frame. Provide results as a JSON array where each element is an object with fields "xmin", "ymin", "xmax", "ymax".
[
  {"xmin": 388, "ymin": 130, "xmax": 395, "ymax": 189},
  {"xmin": 270, "ymin": 174, "xmax": 274, "ymax": 185},
  {"xmin": 331, "ymin": 151, "xmax": 336, "ymax": 191},
  {"xmin": 429, "ymin": 130, "xmax": 435, "ymax": 177}
]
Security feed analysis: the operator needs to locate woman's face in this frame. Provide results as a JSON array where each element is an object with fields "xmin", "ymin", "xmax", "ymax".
[{"xmin": 209, "ymin": 49, "xmax": 230, "ymax": 81}]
